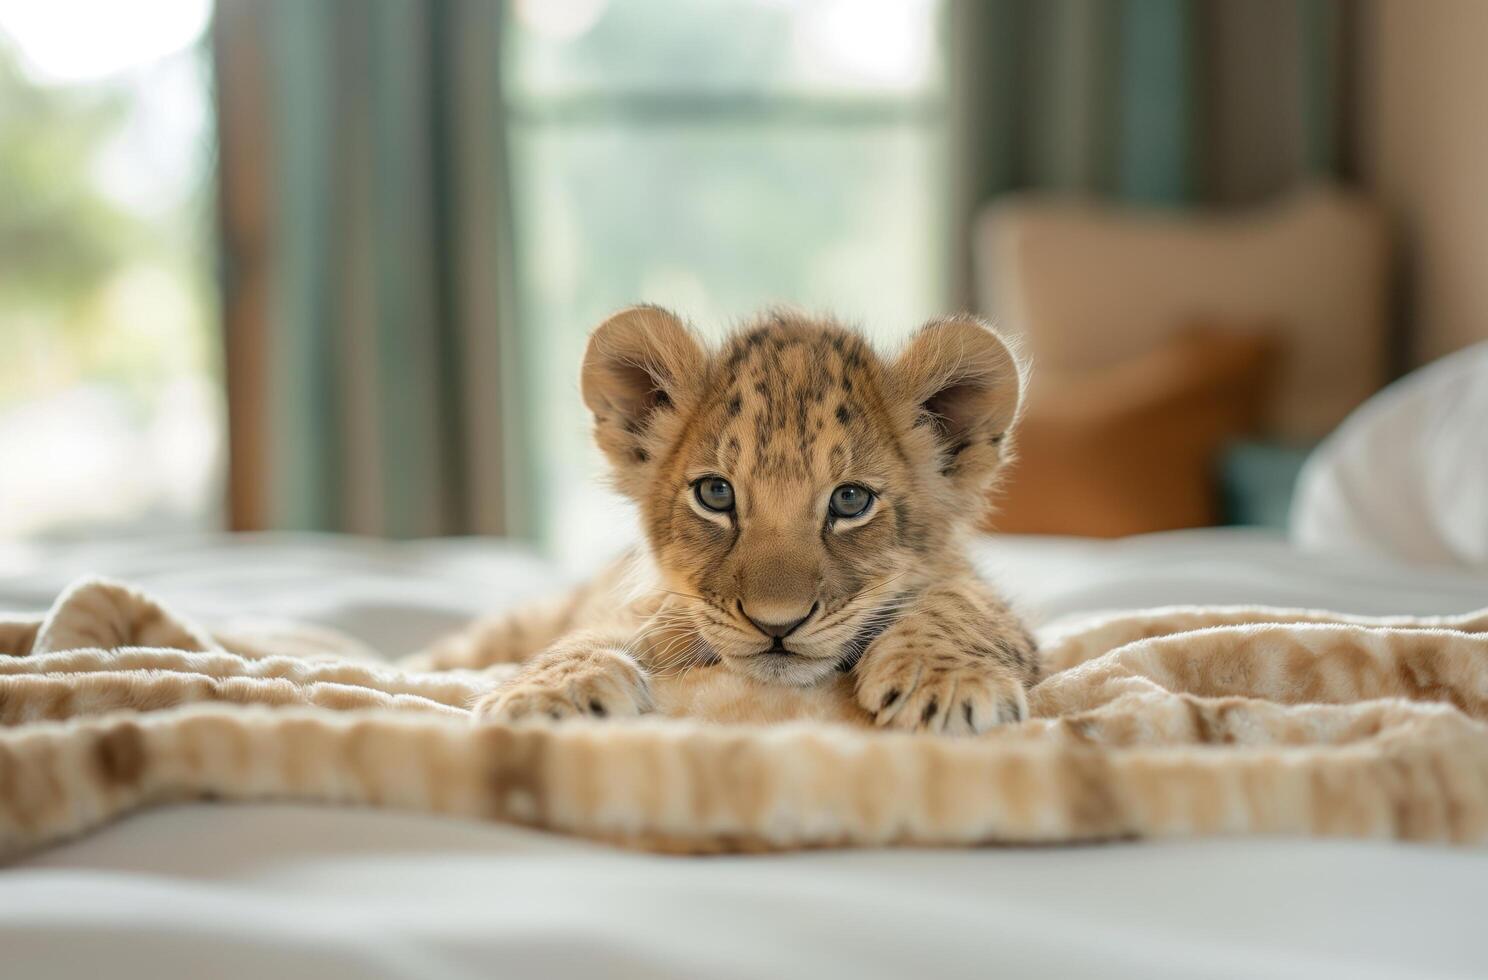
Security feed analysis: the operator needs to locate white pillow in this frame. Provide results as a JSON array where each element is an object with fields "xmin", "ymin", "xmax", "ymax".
[{"xmin": 1291, "ymin": 342, "xmax": 1488, "ymax": 567}]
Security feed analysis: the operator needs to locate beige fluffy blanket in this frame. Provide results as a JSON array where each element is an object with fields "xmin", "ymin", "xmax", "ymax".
[{"xmin": 2, "ymin": 577, "xmax": 1487, "ymax": 858}]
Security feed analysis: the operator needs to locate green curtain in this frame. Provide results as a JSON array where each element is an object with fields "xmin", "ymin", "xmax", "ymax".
[
  {"xmin": 948, "ymin": 0, "xmax": 1354, "ymax": 303},
  {"xmin": 215, "ymin": 0, "xmax": 523, "ymax": 538}
]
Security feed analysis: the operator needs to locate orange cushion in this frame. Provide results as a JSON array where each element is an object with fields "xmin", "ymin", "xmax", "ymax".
[{"xmin": 986, "ymin": 327, "xmax": 1279, "ymax": 537}]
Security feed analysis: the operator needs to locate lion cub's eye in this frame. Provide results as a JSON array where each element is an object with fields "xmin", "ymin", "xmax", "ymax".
[
  {"xmin": 829, "ymin": 483, "xmax": 873, "ymax": 519},
  {"xmin": 694, "ymin": 476, "xmax": 736, "ymax": 513}
]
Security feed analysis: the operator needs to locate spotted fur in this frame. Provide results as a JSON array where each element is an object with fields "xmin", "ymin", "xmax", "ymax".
[
  {"xmin": 435, "ymin": 307, "xmax": 1037, "ymax": 734},
  {"xmin": 6, "ymin": 580, "xmax": 1488, "ymax": 856}
]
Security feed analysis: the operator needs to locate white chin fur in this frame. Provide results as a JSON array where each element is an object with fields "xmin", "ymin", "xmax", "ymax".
[{"xmin": 728, "ymin": 653, "xmax": 838, "ymax": 688}]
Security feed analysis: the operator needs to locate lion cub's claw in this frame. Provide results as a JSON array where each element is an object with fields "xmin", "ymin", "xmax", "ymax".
[{"xmin": 855, "ymin": 642, "xmax": 1027, "ymax": 735}]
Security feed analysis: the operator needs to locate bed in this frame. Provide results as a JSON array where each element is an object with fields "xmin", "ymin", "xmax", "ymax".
[{"xmin": 3, "ymin": 528, "xmax": 1487, "ymax": 980}]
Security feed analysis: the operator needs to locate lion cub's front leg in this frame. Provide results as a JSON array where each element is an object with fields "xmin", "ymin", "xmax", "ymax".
[
  {"xmin": 854, "ymin": 580, "xmax": 1037, "ymax": 735},
  {"xmin": 474, "ymin": 630, "xmax": 654, "ymax": 722}
]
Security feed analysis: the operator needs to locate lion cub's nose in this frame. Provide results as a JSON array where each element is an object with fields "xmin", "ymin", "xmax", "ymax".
[{"xmin": 739, "ymin": 601, "xmax": 818, "ymax": 639}]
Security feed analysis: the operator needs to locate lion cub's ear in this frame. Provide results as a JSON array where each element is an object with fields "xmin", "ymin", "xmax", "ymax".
[
  {"xmin": 582, "ymin": 305, "xmax": 707, "ymax": 481},
  {"xmin": 894, "ymin": 315, "xmax": 1024, "ymax": 489}
]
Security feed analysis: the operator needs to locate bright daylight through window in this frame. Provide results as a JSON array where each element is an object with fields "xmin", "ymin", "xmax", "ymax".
[
  {"xmin": 0, "ymin": 0, "xmax": 220, "ymax": 540},
  {"xmin": 505, "ymin": 0, "xmax": 948, "ymax": 562}
]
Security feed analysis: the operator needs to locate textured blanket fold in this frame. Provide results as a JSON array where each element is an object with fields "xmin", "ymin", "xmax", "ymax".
[{"xmin": 2, "ymin": 578, "xmax": 1487, "ymax": 857}]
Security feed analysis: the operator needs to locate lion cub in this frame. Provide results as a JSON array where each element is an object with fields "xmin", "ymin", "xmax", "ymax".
[{"xmin": 423, "ymin": 307, "xmax": 1038, "ymax": 734}]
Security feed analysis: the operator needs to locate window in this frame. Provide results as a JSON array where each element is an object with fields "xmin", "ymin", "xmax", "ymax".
[
  {"xmin": 505, "ymin": 0, "xmax": 949, "ymax": 562},
  {"xmin": 0, "ymin": 0, "xmax": 220, "ymax": 540}
]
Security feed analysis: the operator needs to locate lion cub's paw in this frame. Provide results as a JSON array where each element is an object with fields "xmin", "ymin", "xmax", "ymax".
[
  {"xmin": 473, "ymin": 647, "xmax": 653, "ymax": 723},
  {"xmin": 855, "ymin": 641, "xmax": 1027, "ymax": 735}
]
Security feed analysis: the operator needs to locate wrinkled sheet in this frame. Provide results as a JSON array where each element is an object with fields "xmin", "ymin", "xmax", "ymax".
[{"xmin": 3, "ymin": 529, "xmax": 1488, "ymax": 979}]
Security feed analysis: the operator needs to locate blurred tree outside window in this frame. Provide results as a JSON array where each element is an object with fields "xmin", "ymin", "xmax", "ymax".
[
  {"xmin": 505, "ymin": 0, "xmax": 948, "ymax": 563},
  {"xmin": 0, "ymin": 0, "xmax": 221, "ymax": 540}
]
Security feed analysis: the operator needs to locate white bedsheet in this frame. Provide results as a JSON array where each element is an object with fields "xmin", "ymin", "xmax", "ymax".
[{"xmin": 3, "ymin": 529, "xmax": 1488, "ymax": 980}]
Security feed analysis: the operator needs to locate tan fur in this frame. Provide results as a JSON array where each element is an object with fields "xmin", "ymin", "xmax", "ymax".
[
  {"xmin": 3, "ymin": 578, "xmax": 1488, "ymax": 857},
  {"xmin": 420, "ymin": 308, "xmax": 1038, "ymax": 734}
]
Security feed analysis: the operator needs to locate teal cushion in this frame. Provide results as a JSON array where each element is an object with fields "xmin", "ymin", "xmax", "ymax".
[{"xmin": 1220, "ymin": 441, "xmax": 1314, "ymax": 529}]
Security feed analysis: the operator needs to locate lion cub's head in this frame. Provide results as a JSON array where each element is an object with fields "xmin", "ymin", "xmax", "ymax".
[{"xmin": 583, "ymin": 307, "xmax": 1023, "ymax": 687}]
